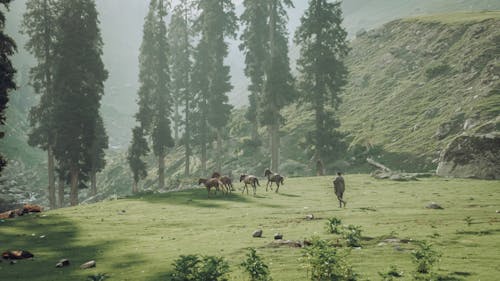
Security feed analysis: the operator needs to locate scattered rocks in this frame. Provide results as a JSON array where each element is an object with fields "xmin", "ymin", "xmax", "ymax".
[
  {"xmin": 268, "ymin": 240, "xmax": 305, "ymax": 248},
  {"xmin": 274, "ymin": 233, "xmax": 283, "ymax": 240},
  {"xmin": 2, "ymin": 250, "xmax": 34, "ymax": 260},
  {"xmin": 56, "ymin": 259, "xmax": 70, "ymax": 268},
  {"xmin": 426, "ymin": 202, "xmax": 444, "ymax": 210},
  {"xmin": 305, "ymin": 214, "xmax": 314, "ymax": 220},
  {"xmin": 80, "ymin": 260, "xmax": 96, "ymax": 269},
  {"xmin": 252, "ymin": 229, "xmax": 263, "ymax": 238}
]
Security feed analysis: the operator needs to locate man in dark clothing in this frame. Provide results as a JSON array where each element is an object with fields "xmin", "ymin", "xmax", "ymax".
[{"xmin": 333, "ymin": 172, "xmax": 347, "ymax": 208}]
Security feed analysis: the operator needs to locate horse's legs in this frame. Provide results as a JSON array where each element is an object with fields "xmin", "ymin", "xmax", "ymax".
[{"xmin": 275, "ymin": 182, "xmax": 280, "ymax": 193}]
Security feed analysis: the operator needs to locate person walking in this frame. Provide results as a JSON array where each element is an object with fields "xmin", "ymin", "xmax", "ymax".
[{"xmin": 333, "ymin": 172, "xmax": 347, "ymax": 208}]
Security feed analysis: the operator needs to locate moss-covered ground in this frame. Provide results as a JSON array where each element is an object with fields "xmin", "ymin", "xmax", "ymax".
[{"xmin": 1, "ymin": 175, "xmax": 499, "ymax": 280}]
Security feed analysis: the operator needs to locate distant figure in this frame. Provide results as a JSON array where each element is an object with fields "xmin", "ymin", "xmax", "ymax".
[{"xmin": 333, "ymin": 172, "xmax": 347, "ymax": 208}]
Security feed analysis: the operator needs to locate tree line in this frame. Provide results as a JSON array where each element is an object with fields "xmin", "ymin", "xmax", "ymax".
[{"xmin": 1, "ymin": 0, "xmax": 350, "ymax": 205}]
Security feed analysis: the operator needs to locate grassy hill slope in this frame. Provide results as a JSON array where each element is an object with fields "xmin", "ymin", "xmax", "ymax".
[
  {"xmin": 2, "ymin": 176, "xmax": 499, "ymax": 280},
  {"xmin": 339, "ymin": 11, "xmax": 500, "ymax": 170}
]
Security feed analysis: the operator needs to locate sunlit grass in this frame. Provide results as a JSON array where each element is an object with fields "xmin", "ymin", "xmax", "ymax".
[{"xmin": 1, "ymin": 175, "xmax": 499, "ymax": 280}]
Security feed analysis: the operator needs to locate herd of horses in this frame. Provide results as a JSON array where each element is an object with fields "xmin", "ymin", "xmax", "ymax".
[{"xmin": 198, "ymin": 168, "xmax": 285, "ymax": 197}]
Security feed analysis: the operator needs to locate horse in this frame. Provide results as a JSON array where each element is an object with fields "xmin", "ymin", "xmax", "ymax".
[
  {"xmin": 239, "ymin": 174, "xmax": 260, "ymax": 196},
  {"xmin": 264, "ymin": 168, "xmax": 284, "ymax": 193},
  {"xmin": 198, "ymin": 178, "xmax": 226, "ymax": 197},
  {"xmin": 211, "ymin": 172, "xmax": 234, "ymax": 193}
]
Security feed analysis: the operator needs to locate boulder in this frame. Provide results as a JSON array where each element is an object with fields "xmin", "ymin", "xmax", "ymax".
[
  {"xmin": 80, "ymin": 260, "xmax": 96, "ymax": 269},
  {"xmin": 252, "ymin": 229, "xmax": 263, "ymax": 238},
  {"xmin": 436, "ymin": 133, "xmax": 500, "ymax": 179},
  {"xmin": 274, "ymin": 233, "xmax": 283, "ymax": 240},
  {"xmin": 305, "ymin": 214, "xmax": 314, "ymax": 220},
  {"xmin": 2, "ymin": 250, "xmax": 34, "ymax": 259}
]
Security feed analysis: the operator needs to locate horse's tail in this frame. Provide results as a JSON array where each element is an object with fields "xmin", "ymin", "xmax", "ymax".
[{"xmin": 255, "ymin": 178, "xmax": 260, "ymax": 186}]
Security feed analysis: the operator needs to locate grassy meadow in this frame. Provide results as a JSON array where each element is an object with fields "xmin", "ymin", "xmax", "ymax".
[{"xmin": 1, "ymin": 175, "xmax": 499, "ymax": 280}]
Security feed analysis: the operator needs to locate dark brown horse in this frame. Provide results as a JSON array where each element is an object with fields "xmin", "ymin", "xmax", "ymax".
[
  {"xmin": 211, "ymin": 172, "xmax": 234, "ymax": 193},
  {"xmin": 198, "ymin": 178, "xmax": 226, "ymax": 197},
  {"xmin": 264, "ymin": 168, "xmax": 284, "ymax": 193},
  {"xmin": 239, "ymin": 174, "xmax": 260, "ymax": 196}
]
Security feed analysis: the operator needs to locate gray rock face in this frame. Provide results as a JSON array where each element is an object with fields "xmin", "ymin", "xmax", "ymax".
[{"xmin": 437, "ymin": 133, "xmax": 500, "ymax": 179}]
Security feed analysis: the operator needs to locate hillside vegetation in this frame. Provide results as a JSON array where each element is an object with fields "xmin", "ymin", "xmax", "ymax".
[{"xmin": 2, "ymin": 175, "xmax": 499, "ymax": 280}]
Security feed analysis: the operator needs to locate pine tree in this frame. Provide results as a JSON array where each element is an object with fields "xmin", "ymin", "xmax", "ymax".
[
  {"xmin": 135, "ymin": 0, "xmax": 174, "ymax": 189},
  {"xmin": 261, "ymin": 0, "xmax": 296, "ymax": 172},
  {"xmin": 194, "ymin": 0, "xmax": 237, "ymax": 173},
  {"xmin": 87, "ymin": 114, "xmax": 108, "ymax": 196},
  {"xmin": 52, "ymin": 0, "xmax": 108, "ymax": 206},
  {"xmin": 22, "ymin": 0, "xmax": 59, "ymax": 208},
  {"xmin": 295, "ymin": 0, "xmax": 349, "ymax": 175},
  {"xmin": 240, "ymin": 0, "xmax": 268, "ymax": 143},
  {"xmin": 169, "ymin": 0, "xmax": 194, "ymax": 176},
  {"xmin": 0, "ymin": 0, "xmax": 17, "ymax": 175},
  {"xmin": 128, "ymin": 126, "xmax": 149, "ymax": 193}
]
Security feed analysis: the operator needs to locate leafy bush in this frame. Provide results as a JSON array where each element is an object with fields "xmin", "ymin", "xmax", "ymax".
[
  {"xmin": 343, "ymin": 225, "xmax": 363, "ymax": 247},
  {"xmin": 170, "ymin": 254, "xmax": 230, "ymax": 281},
  {"xmin": 326, "ymin": 217, "xmax": 343, "ymax": 234},
  {"xmin": 412, "ymin": 241, "xmax": 441, "ymax": 274},
  {"xmin": 303, "ymin": 237, "xmax": 358, "ymax": 281},
  {"xmin": 241, "ymin": 248, "xmax": 272, "ymax": 281},
  {"xmin": 378, "ymin": 265, "xmax": 404, "ymax": 280}
]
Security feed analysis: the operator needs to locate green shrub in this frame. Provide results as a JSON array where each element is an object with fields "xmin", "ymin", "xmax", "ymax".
[
  {"xmin": 378, "ymin": 265, "xmax": 403, "ymax": 280},
  {"xmin": 412, "ymin": 241, "xmax": 441, "ymax": 274},
  {"xmin": 344, "ymin": 225, "xmax": 363, "ymax": 247},
  {"xmin": 303, "ymin": 237, "xmax": 358, "ymax": 281},
  {"xmin": 241, "ymin": 248, "xmax": 272, "ymax": 281},
  {"xmin": 326, "ymin": 217, "xmax": 343, "ymax": 234},
  {"xmin": 170, "ymin": 254, "xmax": 230, "ymax": 281}
]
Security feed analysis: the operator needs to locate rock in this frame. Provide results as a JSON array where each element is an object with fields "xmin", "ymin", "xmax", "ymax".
[
  {"xmin": 80, "ymin": 260, "xmax": 96, "ymax": 269},
  {"xmin": 274, "ymin": 233, "xmax": 283, "ymax": 240},
  {"xmin": 252, "ymin": 229, "xmax": 263, "ymax": 238},
  {"xmin": 2, "ymin": 250, "xmax": 34, "ymax": 259},
  {"xmin": 56, "ymin": 259, "xmax": 70, "ymax": 268},
  {"xmin": 435, "ymin": 113, "xmax": 465, "ymax": 140},
  {"xmin": 436, "ymin": 133, "xmax": 500, "ymax": 179},
  {"xmin": 426, "ymin": 202, "xmax": 444, "ymax": 210},
  {"xmin": 305, "ymin": 214, "xmax": 314, "ymax": 220}
]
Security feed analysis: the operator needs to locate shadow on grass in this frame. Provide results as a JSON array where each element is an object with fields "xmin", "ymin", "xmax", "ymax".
[
  {"xmin": 277, "ymin": 193, "xmax": 301, "ymax": 198},
  {"xmin": 134, "ymin": 188, "xmax": 283, "ymax": 209},
  {"xmin": 0, "ymin": 213, "xmax": 126, "ymax": 281},
  {"xmin": 455, "ymin": 228, "xmax": 500, "ymax": 235}
]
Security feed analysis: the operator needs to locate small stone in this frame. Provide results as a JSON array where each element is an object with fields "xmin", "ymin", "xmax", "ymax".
[
  {"xmin": 56, "ymin": 259, "xmax": 70, "ymax": 268},
  {"xmin": 274, "ymin": 233, "xmax": 283, "ymax": 240},
  {"xmin": 496, "ymin": 210, "xmax": 499, "ymax": 214},
  {"xmin": 252, "ymin": 229, "xmax": 263, "ymax": 238},
  {"xmin": 305, "ymin": 214, "xmax": 314, "ymax": 220},
  {"xmin": 426, "ymin": 202, "xmax": 444, "ymax": 210},
  {"xmin": 80, "ymin": 260, "xmax": 96, "ymax": 269}
]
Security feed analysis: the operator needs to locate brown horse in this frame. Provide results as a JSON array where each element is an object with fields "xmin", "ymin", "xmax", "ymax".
[
  {"xmin": 239, "ymin": 174, "xmax": 260, "ymax": 196},
  {"xmin": 264, "ymin": 168, "xmax": 284, "ymax": 193},
  {"xmin": 211, "ymin": 172, "xmax": 234, "ymax": 193},
  {"xmin": 198, "ymin": 178, "xmax": 226, "ymax": 197}
]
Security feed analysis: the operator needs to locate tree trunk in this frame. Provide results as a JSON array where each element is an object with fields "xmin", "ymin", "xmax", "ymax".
[
  {"xmin": 174, "ymin": 102, "xmax": 180, "ymax": 144},
  {"xmin": 47, "ymin": 147, "xmax": 56, "ymax": 209},
  {"xmin": 132, "ymin": 180, "xmax": 138, "ymax": 194},
  {"xmin": 158, "ymin": 151, "xmax": 165, "ymax": 190},
  {"xmin": 271, "ymin": 123, "xmax": 279, "ymax": 172},
  {"xmin": 314, "ymin": 103, "xmax": 324, "ymax": 176},
  {"xmin": 216, "ymin": 130, "xmax": 222, "ymax": 172},
  {"xmin": 184, "ymin": 98, "xmax": 190, "ymax": 177},
  {"xmin": 70, "ymin": 166, "xmax": 79, "ymax": 206},
  {"xmin": 201, "ymin": 135, "xmax": 207, "ymax": 177},
  {"xmin": 58, "ymin": 177, "xmax": 64, "ymax": 208},
  {"xmin": 90, "ymin": 169, "xmax": 97, "ymax": 196}
]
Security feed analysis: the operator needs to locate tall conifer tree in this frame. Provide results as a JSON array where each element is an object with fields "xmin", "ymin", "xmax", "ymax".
[
  {"xmin": 22, "ymin": 0, "xmax": 59, "ymax": 208},
  {"xmin": 261, "ymin": 0, "xmax": 296, "ymax": 172},
  {"xmin": 87, "ymin": 114, "xmax": 108, "ymax": 196},
  {"xmin": 240, "ymin": 0, "xmax": 268, "ymax": 143},
  {"xmin": 194, "ymin": 0, "xmax": 237, "ymax": 173},
  {"xmin": 52, "ymin": 0, "xmax": 108, "ymax": 206},
  {"xmin": 0, "ymin": 0, "xmax": 17, "ymax": 175},
  {"xmin": 169, "ymin": 0, "xmax": 194, "ymax": 176},
  {"xmin": 135, "ymin": 0, "xmax": 174, "ymax": 189},
  {"xmin": 128, "ymin": 126, "xmax": 149, "ymax": 193},
  {"xmin": 295, "ymin": 0, "xmax": 349, "ymax": 175}
]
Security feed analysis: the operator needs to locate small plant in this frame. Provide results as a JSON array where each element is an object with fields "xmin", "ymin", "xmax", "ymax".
[
  {"xmin": 464, "ymin": 216, "xmax": 473, "ymax": 227},
  {"xmin": 87, "ymin": 273, "xmax": 107, "ymax": 281},
  {"xmin": 344, "ymin": 225, "xmax": 362, "ymax": 247},
  {"xmin": 303, "ymin": 237, "xmax": 358, "ymax": 281},
  {"xmin": 326, "ymin": 217, "xmax": 343, "ymax": 234},
  {"xmin": 241, "ymin": 248, "xmax": 272, "ymax": 281},
  {"xmin": 170, "ymin": 254, "xmax": 230, "ymax": 281},
  {"xmin": 378, "ymin": 265, "xmax": 403, "ymax": 280},
  {"xmin": 412, "ymin": 241, "xmax": 441, "ymax": 274}
]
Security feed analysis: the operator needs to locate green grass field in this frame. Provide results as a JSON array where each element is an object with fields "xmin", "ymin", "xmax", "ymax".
[{"xmin": 1, "ymin": 175, "xmax": 499, "ymax": 280}]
